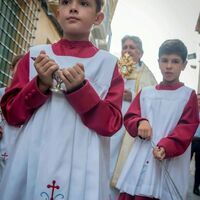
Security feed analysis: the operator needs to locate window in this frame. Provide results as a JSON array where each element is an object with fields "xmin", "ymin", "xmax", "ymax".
[{"xmin": 0, "ymin": 0, "xmax": 40, "ymax": 87}]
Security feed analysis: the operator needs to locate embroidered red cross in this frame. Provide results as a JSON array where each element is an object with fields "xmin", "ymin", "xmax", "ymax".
[
  {"xmin": 47, "ymin": 180, "xmax": 60, "ymax": 200},
  {"xmin": 1, "ymin": 152, "xmax": 8, "ymax": 161}
]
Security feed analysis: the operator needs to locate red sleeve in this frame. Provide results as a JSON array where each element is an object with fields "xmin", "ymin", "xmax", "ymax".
[
  {"xmin": 124, "ymin": 91, "xmax": 147, "ymax": 137},
  {"xmin": 157, "ymin": 91, "xmax": 199, "ymax": 158},
  {"xmin": 66, "ymin": 65, "xmax": 124, "ymax": 137},
  {"xmin": 0, "ymin": 53, "xmax": 51, "ymax": 126}
]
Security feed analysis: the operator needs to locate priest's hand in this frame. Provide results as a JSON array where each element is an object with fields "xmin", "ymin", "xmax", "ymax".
[
  {"xmin": 123, "ymin": 89, "xmax": 132, "ymax": 102},
  {"xmin": 153, "ymin": 146, "xmax": 166, "ymax": 161},
  {"xmin": 138, "ymin": 120, "xmax": 152, "ymax": 140},
  {"xmin": 59, "ymin": 63, "xmax": 85, "ymax": 93}
]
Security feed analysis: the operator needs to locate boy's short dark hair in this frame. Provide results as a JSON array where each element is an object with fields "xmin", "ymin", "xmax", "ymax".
[
  {"xmin": 58, "ymin": 0, "xmax": 104, "ymax": 12},
  {"xmin": 159, "ymin": 39, "xmax": 188, "ymax": 62},
  {"xmin": 96, "ymin": 0, "xmax": 104, "ymax": 12},
  {"xmin": 121, "ymin": 35, "xmax": 143, "ymax": 53}
]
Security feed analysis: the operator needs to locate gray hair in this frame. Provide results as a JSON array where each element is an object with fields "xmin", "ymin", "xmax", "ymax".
[{"xmin": 121, "ymin": 35, "xmax": 143, "ymax": 53}]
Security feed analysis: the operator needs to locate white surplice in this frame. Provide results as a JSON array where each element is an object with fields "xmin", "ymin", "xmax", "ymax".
[
  {"xmin": 117, "ymin": 85, "xmax": 192, "ymax": 200},
  {"xmin": 0, "ymin": 45, "xmax": 117, "ymax": 200}
]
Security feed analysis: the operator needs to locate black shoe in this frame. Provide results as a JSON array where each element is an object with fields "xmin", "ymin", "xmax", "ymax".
[{"xmin": 193, "ymin": 188, "xmax": 200, "ymax": 196}]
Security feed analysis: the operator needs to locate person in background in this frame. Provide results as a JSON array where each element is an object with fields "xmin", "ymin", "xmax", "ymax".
[
  {"xmin": 0, "ymin": 54, "xmax": 23, "ymax": 181},
  {"xmin": 0, "ymin": 0, "xmax": 124, "ymax": 199},
  {"xmin": 191, "ymin": 93, "xmax": 200, "ymax": 196},
  {"xmin": 110, "ymin": 35, "xmax": 157, "ymax": 199},
  {"xmin": 117, "ymin": 39, "xmax": 199, "ymax": 200}
]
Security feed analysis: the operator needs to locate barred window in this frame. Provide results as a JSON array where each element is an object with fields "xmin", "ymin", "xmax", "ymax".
[{"xmin": 0, "ymin": 0, "xmax": 40, "ymax": 87}]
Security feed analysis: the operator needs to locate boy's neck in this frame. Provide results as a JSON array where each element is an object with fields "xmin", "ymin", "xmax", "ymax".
[
  {"xmin": 157, "ymin": 81, "xmax": 184, "ymax": 90},
  {"xmin": 62, "ymin": 34, "xmax": 89, "ymax": 42},
  {"xmin": 160, "ymin": 81, "xmax": 183, "ymax": 87},
  {"xmin": 161, "ymin": 80, "xmax": 180, "ymax": 85}
]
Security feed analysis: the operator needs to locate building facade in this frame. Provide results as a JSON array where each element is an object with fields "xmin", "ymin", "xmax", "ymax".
[{"xmin": 0, "ymin": 0, "xmax": 118, "ymax": 87}]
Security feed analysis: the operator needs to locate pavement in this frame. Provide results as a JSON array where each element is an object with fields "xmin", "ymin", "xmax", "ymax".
[{"xmin": 187, "ymin": 158, "xmax": 200, "ymax": 200}]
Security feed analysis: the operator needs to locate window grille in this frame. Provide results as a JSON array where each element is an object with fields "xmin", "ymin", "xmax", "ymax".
[{"xmin": 0, "ymin": 0, "xmax": 40, "ymax": 87}]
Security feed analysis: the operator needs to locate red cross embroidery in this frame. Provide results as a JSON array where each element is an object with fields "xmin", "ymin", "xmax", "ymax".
[
  {"xmin": 1, "ymin": 152, "xmax": 8, "ymax": 161},
  {"xmin": 47, "ymin": 180, "xmax": 60, "ymax": 200}
]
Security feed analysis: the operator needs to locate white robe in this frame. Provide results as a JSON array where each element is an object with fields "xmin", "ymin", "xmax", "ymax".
[
  {"xmin": 0, "ymin": 45, "xmax": 117, "ymax": 200},
  {"xmin": 117, "ymin": 85, "xmax": 192, "ymax": 200},
  {"xmin": 0, "ymin": 88, "xmax": 20, "ymax": 182},
  {"xmin": 110, "ymin": 63, "xmax": 157, "ymax": 190}
]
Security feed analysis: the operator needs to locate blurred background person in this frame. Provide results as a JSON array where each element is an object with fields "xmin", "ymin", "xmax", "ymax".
[
  {"xmin": 0, "ymin": 54, "xmax": 23, "ymax": 181},
  {"xmin": 110, "ymin": 35, "xmax": 157, "ymax": 199},
  {"xmin": 191, "ymin": 93, "xmax": 200, "ymax": 196}
]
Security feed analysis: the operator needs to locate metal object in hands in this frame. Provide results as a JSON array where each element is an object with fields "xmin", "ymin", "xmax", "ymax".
[
  {"xmin": 150, "ymin": 140, "xmax": 183, "ymax": 200},
  {"xmin": 118, "ymin": 53, "xmax": 136, "ymax": 78},
  {"xmin": 31, "ymin": 57, "xmax": 64, "ymax": 94},
  {"xmin": 50, "ymin": 70, "xmax": 64, "ymax": 93}
]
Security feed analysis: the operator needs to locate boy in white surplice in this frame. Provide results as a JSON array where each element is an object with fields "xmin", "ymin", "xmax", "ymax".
[
  {"xmin": 117, "ymin": 39, "xmax": 199, "ymax": 200},
  {"xmin": 0, "ymin": 1, "xmax": 124, "ymax": 200}
]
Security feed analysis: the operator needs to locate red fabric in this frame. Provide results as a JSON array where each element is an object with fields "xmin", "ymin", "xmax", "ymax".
[
  {"xmin": 0, "ymin": 39, "xmax": 124, "ymax": 136},
  {"xmin": 118, "ymin": 193, "xmax": 159, "ymax": 200},
  {"xmin": 124, "ymin": 90, "xmax": 147, "ymax": 137},
  {"xmin": 155, "ymin": 82, "xmax": 184, "ymax": 90},
  {"xmin": 158, "ymin": 90, "xmax": 199, "ymax": 158},
  {"xmin": 124, "ymin": 83, "xmax": 199, "ymax": 158},
  {"xmin": 66, "ymin": 66, "xmax": 124, "ymax": 136},
  {"xmin": 52, "ymin": 39, "xmax": 99, "ymax": 57},
  {"xmin": 0, "ymin": 53, "xmax": 50, "ymax": 126}
]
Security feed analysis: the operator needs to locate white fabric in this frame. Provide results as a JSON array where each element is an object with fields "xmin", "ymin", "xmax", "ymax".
[
  {"xmin": 0, "ymin": 88, "xmax": 5, "ymax": 98},
  {"xmin": 110, "ymin": 62, "xmax": 157, "ymax": 178},
  {"xmin": 0, "ymin": 87, "xmax": 6, "ymax": 181},
  {"xmin": 110, "ymin": 62, "xmax": 157, "ymax": 174},
  {"xmin": 110, "ymin": 79, "xmax": 134, "ymax": 178},
  {"xmin": 0, "ymin": 88, "xmax": 5, "ymax": 124},
  {"xmin": 110, "ymin": 63, "xmax": 157, "ymax": 200},
  {"xmin": 0, "ymin": 88, "xmax": 20, "ymax": 182},
  {"xmin": 109, "ymin": 80, "xmax": 133, "ymax": 200},
  {"xmin": 117, "ymin": 85, "xmax": 192, "ymax": 200},
  {"xmin": 0, "ymin": 45, "xmax": 117, "ymax": 200}
]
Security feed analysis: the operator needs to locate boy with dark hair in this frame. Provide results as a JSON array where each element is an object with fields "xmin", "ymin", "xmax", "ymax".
[
  {"xmin": 0, "ymin": 0, "xmax": 123, "ymax": 199},
  {"xmin": 117, "ymin": 39, "xmax": 199, "ymax": 200}
]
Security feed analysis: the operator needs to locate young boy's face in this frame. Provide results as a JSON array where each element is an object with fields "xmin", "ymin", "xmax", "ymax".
[
  {"xmin": 158, "ymin": 54, "xmax": 187, "ymax": 84},
  {"xmin": 57, "ymin": 0, "xmax": 104, "ymax": 40}
]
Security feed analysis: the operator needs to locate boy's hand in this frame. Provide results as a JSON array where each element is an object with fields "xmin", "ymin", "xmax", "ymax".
[
  {"xmin": 153, "ymin": 146, "xmax": 166, "ymax": 161},
  {"xmin": 123, "ymin": 89, "xmax": 132, "ymax": 102},
  {"xmin": 138, "ymin": 120, "xmax": 152, "ymax": 140},
  {"xmin": 59, "ymin": 63, "xmax": 85, "ymax": 92},
  {"xmin": 34, "ymin": 51, "xmax": 59, "ymax": 92}
]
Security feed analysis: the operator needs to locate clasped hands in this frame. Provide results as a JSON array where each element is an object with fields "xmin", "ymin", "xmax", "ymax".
[
  {"xmin": 138, "ymin": 120, "xmax": 166, "ymax": 161},
  {"xmin": 34, "ymin": 51, "xmax": 85, "ymax": 93}
]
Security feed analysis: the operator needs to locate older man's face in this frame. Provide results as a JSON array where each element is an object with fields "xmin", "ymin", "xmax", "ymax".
[{"xmin": 121, "ymin": 39, "xmax": 143, "ymax": 63}]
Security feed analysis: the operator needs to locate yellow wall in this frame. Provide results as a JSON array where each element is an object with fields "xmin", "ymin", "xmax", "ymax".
[{"xmin": 32, "ymin": 8, "xmax": 61, "ymax": 45}]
